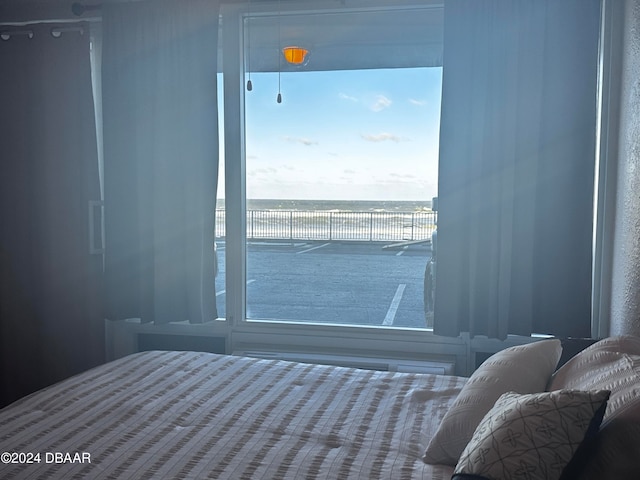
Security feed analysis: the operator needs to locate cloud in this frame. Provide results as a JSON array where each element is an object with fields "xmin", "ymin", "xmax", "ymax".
[
  {"xmin": 248, "ymin": 167, "xmax": 278, "ymax": 177},
  {"xmin": 339, "ymin": 176, "xmax": 355, "ymax": 183},
  {"xmin": 371, "ymin": 95, "xmax": 392, "ymax": 112},
  {"xmin": 360, "ymin": 132, "xmax": 406, "ymax": 143},
  {"xmin": 409, "ymin": 98, "xmax": 427, "ymax": 106},
  {"xmin": 282, "ymin": 136, "xmax": 318, "ymax": 146},
  {"xmin": 390, "ymin": 172, "xmax": 417, "ymax": 179},
  {"xmin": 339, "ymin": 92, "xmax": 358, "ymax": 102}
]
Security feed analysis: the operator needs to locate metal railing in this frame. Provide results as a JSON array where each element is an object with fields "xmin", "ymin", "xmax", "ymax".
[{"xmin": 215, "ymin": 209, "xmax": 437, "ymax": 242}]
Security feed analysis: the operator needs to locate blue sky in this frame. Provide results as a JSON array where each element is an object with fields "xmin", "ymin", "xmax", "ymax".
[{"xmin": 219, "ymin": 67, "xmax": 442, "ymax": 202}]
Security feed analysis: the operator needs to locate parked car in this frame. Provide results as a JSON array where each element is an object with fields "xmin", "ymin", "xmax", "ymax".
[
  {"xmin": 214, "ymin": 241, "xmax": 218, "ymax": 277},
  {"xmin": 424, "ymin": 228, "xmax": 436, "ymax": 313}
]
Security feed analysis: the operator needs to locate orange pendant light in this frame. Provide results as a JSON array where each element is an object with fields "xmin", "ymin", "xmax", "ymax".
[{"xmin": 282, "ymin": 46, "xmax": 309, "ymax": 65}]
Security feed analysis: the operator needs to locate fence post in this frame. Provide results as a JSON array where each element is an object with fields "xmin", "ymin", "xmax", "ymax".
[
  {"xmin": 331, "ymin": 212, "xmax": 334, "ymax": 240},
  {"xmin": 411, "ymin": 212, "xmax": 415, "ymax": 241},
  {"xmin": 369, "ymin": 212, "xmax": 373, "ymax": 241},
  {"xmin": 289, "ymin": 211, "xmax": 293, "ymax": 240}
]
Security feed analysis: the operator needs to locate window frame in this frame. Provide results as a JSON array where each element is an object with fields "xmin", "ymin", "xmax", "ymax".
[
  {"xmin": 221, "ymin": 0, "xmax": 450, "ymax": 350},
  {"xmin": 219, "ymin": 0, "xmax": 610, "ymax": 367}
]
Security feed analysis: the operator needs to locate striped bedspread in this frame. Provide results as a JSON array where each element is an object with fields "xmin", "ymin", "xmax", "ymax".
[{"xmin": 0, "ymin": 351, "xmax": 466, "ymax": 479}]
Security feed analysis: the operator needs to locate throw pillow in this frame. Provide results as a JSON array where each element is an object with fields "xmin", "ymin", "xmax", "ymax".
[
  {"xmin": 423, "ymin": 339, "xmax": 562, "ymax": 465},
  {"xmin": 549, "ymin": 335, "xmax": 640, "ymax": 426},
  {"xmin": 452, "ymin": 389, "xmax": 610, "ymax": 480}
]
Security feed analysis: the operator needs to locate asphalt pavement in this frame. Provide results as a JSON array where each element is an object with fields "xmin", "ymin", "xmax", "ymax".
[{"xmin": 215, "ymin": 240, "xmax": 433, "ymax": 329}]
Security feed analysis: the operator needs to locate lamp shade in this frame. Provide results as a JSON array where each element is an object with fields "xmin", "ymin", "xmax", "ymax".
[{"xmin": 282, "ymin": 46, "xmax": 309, "ymax": 65}]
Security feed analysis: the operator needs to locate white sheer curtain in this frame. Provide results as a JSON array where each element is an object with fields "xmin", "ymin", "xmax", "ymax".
[
  {"xmin": 102, "ymin": 0, "xmax": 220, "ymax": 324},
  {"xmin": 434, "ymin": 0, "xmax": 601, "ymax": 339},
  {"xmin": 0, "ymin": 23, "xmax": 103, "ymax": 407}
]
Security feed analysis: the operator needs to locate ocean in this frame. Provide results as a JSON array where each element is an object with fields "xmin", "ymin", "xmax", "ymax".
[{"xmin": 216, "ymin": 199, "xmax": 435, "ymax": 212}]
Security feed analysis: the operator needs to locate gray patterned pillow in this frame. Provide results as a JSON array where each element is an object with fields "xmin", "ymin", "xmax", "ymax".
[{"xmin": 452, "ymin": 390, "xmax": 610, "ymax": 480}]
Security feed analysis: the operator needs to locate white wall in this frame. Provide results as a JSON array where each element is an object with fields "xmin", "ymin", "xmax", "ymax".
[{"xmin": 610, "ymin": 0, "xmax": 640, "ymax": 335}]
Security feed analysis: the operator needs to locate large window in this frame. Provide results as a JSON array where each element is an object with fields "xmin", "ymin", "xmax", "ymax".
[
  {"xmin": 221, "ymin": 1, "xmax": 444, "ymax": 331},
  {"xmin": 244, "ymin": 67, "xmax": 441, "ymax": 329}
]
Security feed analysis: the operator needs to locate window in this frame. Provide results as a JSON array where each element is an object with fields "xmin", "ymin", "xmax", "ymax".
[
  {"xmin": 244, "ymin": 67, "xmax": 440, "ymax": 329},
  {"xmin": 220, "ymin": 1, "xmax": 444, "ymax": 333}
]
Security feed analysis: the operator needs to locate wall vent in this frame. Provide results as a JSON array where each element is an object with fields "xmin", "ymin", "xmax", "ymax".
[{"xmin": 232, "ymin": 351, "xmax": 455, "ymax": 375}]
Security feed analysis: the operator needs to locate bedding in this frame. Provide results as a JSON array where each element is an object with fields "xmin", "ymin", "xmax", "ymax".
[
  {"xmin": 0, "ymin": 350, "xmax": 467, "ymax": 480},
  {"xmin": 2, "ymin": 337, "xmax": 638, "ymax": 480}
]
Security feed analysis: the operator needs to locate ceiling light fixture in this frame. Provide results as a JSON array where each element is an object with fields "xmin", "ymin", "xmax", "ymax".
[{"xmin": 282, "ymin": 46, "xmax": 309, "ymax": 65}]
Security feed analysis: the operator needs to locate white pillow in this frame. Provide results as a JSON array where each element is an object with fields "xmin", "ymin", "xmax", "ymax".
[
  {"xmin": 549, "ymin": 335, "xmax": 640, "ymax": 426},
  {"xmin": 423, "ymin": 339, "xmax": 562, "ymax": 465}
]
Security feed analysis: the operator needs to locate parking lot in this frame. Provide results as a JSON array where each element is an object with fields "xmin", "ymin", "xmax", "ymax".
[{"xmin": 214, "ymin": 240, "xmax": 433, "ymax": 329}]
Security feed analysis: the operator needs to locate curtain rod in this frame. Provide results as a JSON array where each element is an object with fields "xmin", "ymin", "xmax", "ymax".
[{"xmin": 71, "ymin": 0, "xmax": 322, "ymax": 16}]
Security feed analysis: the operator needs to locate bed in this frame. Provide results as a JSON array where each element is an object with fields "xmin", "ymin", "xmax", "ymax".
[{"xmin": 1, "ymin": 336, "xmax": 639, "ymax": 479}]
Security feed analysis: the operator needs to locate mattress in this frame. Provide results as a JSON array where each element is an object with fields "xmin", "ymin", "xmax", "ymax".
[{"xmin": 0, "ymin": 350, "xmax": 466, "ymax": 479}]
